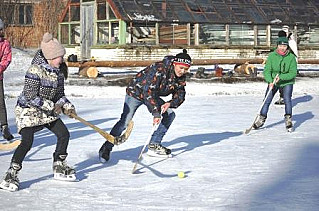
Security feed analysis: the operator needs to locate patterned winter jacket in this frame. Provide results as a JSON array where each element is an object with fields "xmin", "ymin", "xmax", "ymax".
[
  {"xmin": 0, "ymin": 37, "xmax": 12, "ymax": 80},
  {"xmin": 15, "ymin": 50, "xmax": 74, "ymax": 132},
  {"xmin": 126, "ymin": 56, "xmax": 186, "ymax": 118}
]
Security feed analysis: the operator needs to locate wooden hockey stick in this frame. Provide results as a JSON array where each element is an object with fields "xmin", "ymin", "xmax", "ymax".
[
  {"xmin": 244, "ymin": 74, "xmax": 279, "ymax": 134},
  {"xmin": 132, "ymin": 121, "xmax": 161, "ymax": 174},
  {"xmin": 70, "ymin": 113, "xmax": 133, "ymax": 145},
  {"xmin": 0, "ymin": 140, "xmax": 21, "ymax": 151}
]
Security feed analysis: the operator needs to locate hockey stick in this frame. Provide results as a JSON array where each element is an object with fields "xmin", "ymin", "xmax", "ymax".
[
  {"xmin": 70, "ymin": 113, "xmax": 134, "ymax": 145},
  {"xmin": 244, "ymin": 74, "xmax": 279, "ymax": 134},
  {"xmin": 0, "ymin": 140, "xmax": 21, "ymax": 151},
  {"xmin": 132, "ymin": 118, "xmax": 162, "ymax": 174}
]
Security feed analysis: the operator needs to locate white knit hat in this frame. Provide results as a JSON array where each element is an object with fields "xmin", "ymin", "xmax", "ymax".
[
  {"xmin": 40, "ymin": 32, "xmax": 65, "ymax": 60},
  {"xmin": 282, "ymin": 25, "xmax": 289, "ymax": 33}
]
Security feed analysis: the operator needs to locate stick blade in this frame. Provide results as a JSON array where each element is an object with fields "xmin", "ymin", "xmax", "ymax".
[{"xmin": 0, "ymin": 140, "xmax": 21, "ymax": 151}]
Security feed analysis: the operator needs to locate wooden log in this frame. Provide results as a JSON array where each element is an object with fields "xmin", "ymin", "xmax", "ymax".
[
  {"xmin": 79, "ymin": 66, "xmax": 99, "ymax": 78},
  {"xmin": 67, "ymin": 58, "xmax": 319, "ymax": 68}
]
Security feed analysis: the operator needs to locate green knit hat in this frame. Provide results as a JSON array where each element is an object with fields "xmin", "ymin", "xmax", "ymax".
[{"xmin": 277, "ymin": 37, "xmax": 289, "ymax": 45}]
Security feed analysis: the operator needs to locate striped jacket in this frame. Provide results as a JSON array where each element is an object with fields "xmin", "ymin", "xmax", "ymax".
[{"xmin": 15, "ymin": 50, "xmax": 74, "ymax": 132}]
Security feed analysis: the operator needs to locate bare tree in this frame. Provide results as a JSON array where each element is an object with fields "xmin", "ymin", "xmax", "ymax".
[{"xmin": 0, "ymin": 0, "xmax": 66, "ymax": 48}]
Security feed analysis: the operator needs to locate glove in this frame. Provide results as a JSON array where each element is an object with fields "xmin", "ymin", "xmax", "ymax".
[
  {"xmin": 54, "ymin": 104, "xmax": 63, "ymax": 115},
  {"xmin": 64, "ymin": 108, "xmax": 77, "ymax": 118}
]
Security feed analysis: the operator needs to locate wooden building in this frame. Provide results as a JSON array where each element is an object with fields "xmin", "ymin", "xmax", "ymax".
[
  {"xmin": 1, "ymin": 0, "xmax": 319, "ymax": 62},
  {"xmin": 0, "ymin": 0, "xmax": 68, "ymax": 48},
  {"xmin": 58, "ymin": 0, "xmax": 319, "ymax": 62}
]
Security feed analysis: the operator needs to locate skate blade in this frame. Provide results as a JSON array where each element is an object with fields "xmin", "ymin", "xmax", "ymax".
[
  {"xmin": 54, "ymin": 173, "xmax": 77, "ymax": 182},
  {"xmin": 99, "ymin": 157, "xmax": 107, "ymax": 163},
  {"xmin": 146, "ymin": 150, "xmax": 173, "ymax": 158},
  {"xmin": 286, "ymin": 127, "xmax": 294, "ymax": 133},
  {"xmin": 0, "ymin": 182, "xmax": 18, "ymax": 192}
]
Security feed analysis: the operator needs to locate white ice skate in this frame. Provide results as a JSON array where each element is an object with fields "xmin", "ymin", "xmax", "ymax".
[
  {"xmin": 146, "ymin": 143, "xmax": 172, "ymax": 158},
  {"xmin": 53, "ymin": 161, "xmax": 77, "ymax": 182},
  {"xmin": 0, "ymin": 179, "xmax": 19, "ymax": 192},
  {"xmin": 285, "ymin": 115, "xmax": 294, "ymax": 133},
  {"xmin": 0, "ymin": 163, "xmax": 21, "ymax": 192}
]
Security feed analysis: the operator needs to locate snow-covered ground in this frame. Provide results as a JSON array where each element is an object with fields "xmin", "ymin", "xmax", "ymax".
[{"xmin": 0, "ymin": 48, "xmax": 318, "ymax": 210}]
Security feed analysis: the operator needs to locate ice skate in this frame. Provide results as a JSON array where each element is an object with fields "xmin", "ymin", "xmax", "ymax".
[
  {"xmin": 53, "ymin": 160, "xmax": 76, "ymax": 182},
  {"xmin": 99, "ymin": 142, "xmax": 111, "ymax": 163},
  {"xmin": 285, "ymin": 115, "xmax": 293, "ymax": 132},
  {"xmin": 252, "ymin": 115, "xmax": 266, "ymax": 129},
  {"xmin": 274, "ymin": 97, "xmax": 285, "ymax": 106},
  {"xmin": 147, "ymin": 143, "xmax": 172, "ymax": 158},
  {"xmin": 1, "ymin": 125, "xmax": 14, "ymax": 141},
  {"xmin": 0, "ymin": 163, "xmax": 21, "ymax": 192}
]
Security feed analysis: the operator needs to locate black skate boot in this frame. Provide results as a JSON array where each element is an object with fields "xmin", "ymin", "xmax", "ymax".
[
  {"xmin": 285, "ymin": 115, "xmax": 293, "ymax": 132},
  {"xmin": 99, "ymin": 142, "xmax": 113, "ymax": 163},
  {"xmin": 274, "ymin": 97, "xmax": 285, "ymax": 105},
  {"xmin": 53, "ymin": 154, "xmax": 76, "ymax": 181},
  {"xmin": 147, "ymin": 143, "xmax": 172, "ymax": 158},
  {"xmin": 1, "ymin": 125, "xmax": 14, "ymax": 141},
  {"xmin": 253, "ymin": 115, "xmax": 266, "ymax": 129},
  {"xmin": 0, "ymin": 162, "xmax": 21, "ymax": 192}
]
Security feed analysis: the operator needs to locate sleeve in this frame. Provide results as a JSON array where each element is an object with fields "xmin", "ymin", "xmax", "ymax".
[
  {"xmin": 23, "ymin": 67, "xmax": 54, "ymax": 112},
  {"xmin": 279, "ymin": 56, "xmax": 297, "ymax": 81},
  {"xmin": 0, "ymin": 41, "xmax": 12, "ymax": 74},
  {"xmin": 168, "ymin": 81, "xmax": 186, "ymax": 108},
  {"xmin": 263, "ymin": 54, "xmax": 274, "ymax": 84},
  {"xmin": 142, "ymin": 70, "xmax": 163, "ymax": 118},
  {"xmin": 53, "ymin": 73, "xmax": 75, "ymax": 110}
]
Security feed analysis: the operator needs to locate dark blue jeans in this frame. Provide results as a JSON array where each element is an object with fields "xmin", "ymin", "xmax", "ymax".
[
  {"xmin": 260, "ymin": 84, "xmax": 293, "ymax": 117},
  {"xmin": 106, "ymin": 94, "xmax": 175, "ymax": 150}
]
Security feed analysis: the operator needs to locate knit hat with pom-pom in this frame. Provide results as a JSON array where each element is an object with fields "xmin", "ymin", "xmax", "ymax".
[
  {"xmin": 174, "ymin": 49, "xmax": 192, "ymax": 67},
  {"xmin": 40, "ymin": 32, "xmax": 65, "ymax": 60}
]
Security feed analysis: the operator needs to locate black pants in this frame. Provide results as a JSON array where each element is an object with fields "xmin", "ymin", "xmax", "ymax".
[
  {"xmin": 12, "ymin": 119, "xmax": 70, "ymax": 166},
  {"xmin": 0, "ymin": 80, "xmax": 8, "ymax": 126}
]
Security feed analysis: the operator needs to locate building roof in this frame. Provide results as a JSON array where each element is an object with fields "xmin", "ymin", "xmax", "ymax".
[{"xmin": 109, "ymin": 0, "xmax": 319, "ymax": 25}]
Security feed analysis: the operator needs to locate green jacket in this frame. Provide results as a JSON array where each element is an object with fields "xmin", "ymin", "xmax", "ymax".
[{"xmin": 263, "ymin": 50, "xmax": 297, "ymax": 87}]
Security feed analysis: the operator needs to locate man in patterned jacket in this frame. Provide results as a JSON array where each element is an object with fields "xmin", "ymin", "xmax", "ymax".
[{"xmin": 99, "ymin": 49, "xmax": 192, "ymax": 162}]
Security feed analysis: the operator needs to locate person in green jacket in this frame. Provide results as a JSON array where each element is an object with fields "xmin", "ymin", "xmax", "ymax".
[{"xmin": 253, "ymin": 36, "xmax": 297, "ymax": 132}]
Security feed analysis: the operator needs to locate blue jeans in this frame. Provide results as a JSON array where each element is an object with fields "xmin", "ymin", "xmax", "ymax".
[
  {"xmin": 106, "ymin": 94, "xmax": 176, "ymax": 150},
  {"xmin": 260, "ymin": 84, "xmax": 293, "ymax": 117}
]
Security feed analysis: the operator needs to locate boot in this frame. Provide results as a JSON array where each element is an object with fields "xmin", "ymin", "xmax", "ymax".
[
  {"xmin": 53, "ymin": 154, "xmax": 76, "ymax": 181},
  {"xmin": 99, "ymin": 142, "xmax": 112, "ymax": 163},
  {"xmin": 253, "ymin": 115, "xmax": 266, "ymax": 129},
  {"xmin": 285, "ymin": 115, "xmax": 293, "ymax": 132},
  {"xmin": 147, "ymin": 143, "xmax": 172, "ymax": 158},
  {"xmin": 0, "ymin": 162, "xmax": 21, "ymax": 191},
  {"xmin": 1, "ymin": 125, "xmax": 14, "ymax": 141},
  {"xmin": 274, "ymin": 97, "xmax": 285, "ymax": 105}
]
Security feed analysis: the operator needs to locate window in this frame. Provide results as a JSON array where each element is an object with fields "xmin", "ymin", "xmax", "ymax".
[
  {"xmin": 229, "ymin": 24, "xmax": 254, "ymax": 45},
  {"xmin": 59, "ymin": 1, "xmax": 80, "ymax": 45},
  {"xmin": 97, "ymin": 2, "xmax": 116, "ymax": 20},
  {"xmin": 199, "ymin": 24, "xmax": 227, "ymax": 45},
  {"xmin": 5, "ymin": 4, "xmax": 33, "ymax": 26}
]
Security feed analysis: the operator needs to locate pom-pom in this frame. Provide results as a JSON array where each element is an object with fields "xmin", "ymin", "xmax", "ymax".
[
  {"xmin": 42, "ymin": 32, "xmax": 53, "ymax": 43},
  {"xmin": 182, "ymin": 49, "xmax": 187, "ymax": 54}
]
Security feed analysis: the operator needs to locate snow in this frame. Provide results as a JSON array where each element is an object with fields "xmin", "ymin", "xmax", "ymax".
[{"xmin": 0, "ymin": 48, "xmax": 319, "ymax": 210}]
